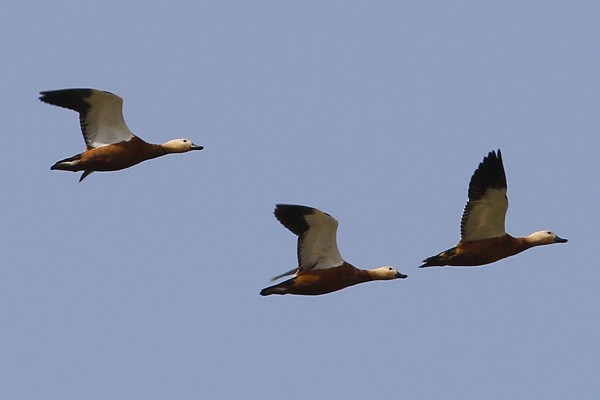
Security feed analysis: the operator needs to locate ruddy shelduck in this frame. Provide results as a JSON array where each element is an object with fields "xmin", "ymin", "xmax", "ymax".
[
  {"xmin": 40, "ymin": 88, "xmax": 203, "ymax": 181},
  {"xmin": 420, "ymin": 150, "xmax": 567, "ymax": 268},
  {"xmin": 260, "ymin": 204, "xmax": 407, "ymax": 296}
]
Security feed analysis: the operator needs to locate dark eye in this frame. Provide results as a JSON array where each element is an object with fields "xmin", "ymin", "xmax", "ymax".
[
  {"xmin": 547, "ymin": 231, "xmax": 551, "ymax": 235},
  {"xmin": 388, "ymin": 267, "xmax": 393, "ymax": 271},
  {"xmin": 183, "ymin": 139, "xmax": 188, "ymax": 143}
]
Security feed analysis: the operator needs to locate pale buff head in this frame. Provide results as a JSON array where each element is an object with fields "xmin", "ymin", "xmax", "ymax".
[
  {"xmin": 367, "ymin": 266, "xmax": 408, "ymax": 280},
  {"xmin": 161, "ymin": 139, "xmax": 204, "ymax": 153},
  {"xmin": 526, "ymin": 230, "xmax": 568, "ymax": 246}
]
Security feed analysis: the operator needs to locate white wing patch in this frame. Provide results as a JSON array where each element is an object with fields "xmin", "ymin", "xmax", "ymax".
[
  {"xmin": 83, "ymin": 90, "xmax": 134, "ymax": 148},
  {"xmin": 298, "ymin": 209, "xmax": 344, "ymax": 272},
  {"xmin": 460, "ymin": 187, "xmax": 508, "ymax": 241}
]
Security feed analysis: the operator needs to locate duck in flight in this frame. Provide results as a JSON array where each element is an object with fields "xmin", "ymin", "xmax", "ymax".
[
  {"xmin": 420, "ymin": 150, "xmax": 567, "ymax": 268},
  {"xmin": 40, "ymin": 88, "xmax": 203, "ymax": 181},
  {"xmin": 261, "ymin": 204, "xmax": 407, "ymax": 296}
]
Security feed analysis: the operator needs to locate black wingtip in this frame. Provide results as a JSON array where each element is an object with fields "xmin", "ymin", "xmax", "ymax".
[
  {"xmin": 418, "ymin": 254, "xmax": 442, "ymax": 268},
  {"xmin": 39, "ymin": 89, "xmax": 94, "ymax": 114},
  {"xmin": 487, "ymin": 148, "xmax": 503, "ymax": 167},
  {"xmin": 467, "ymin": 149, "xmax": 507, "ymax": 200},
  {"xmin": 273, "ymin": 204, "xmax": 315, "ymax": 235}
]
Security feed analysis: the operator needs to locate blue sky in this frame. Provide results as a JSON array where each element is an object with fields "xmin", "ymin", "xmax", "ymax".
[{"xmin": 1, "ymin": 1, "xmax": 598, "ymax": 399}]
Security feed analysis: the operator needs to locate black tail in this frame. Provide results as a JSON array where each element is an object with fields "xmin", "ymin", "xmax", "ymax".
[
  {"xmin": 260, "ymin": 286, "xmax": 279, "ymax": 296},
  {"xmin": 50, "ymin": 154, "xmax": 82, "ymax": 171},
  {"xmin": 260, "ymin": 284, "xmax": 286, "ymax": 296},
  {"xmin": 419, "ymin": 247, "xmax": 456, "ymax": 268},
  {"xmin": 260, "ymin": 278, "xmax": 295, "ymax": 296},
  {"xmin": 419, "ymin": 254, "xmax": 442, "ymax": 268}
]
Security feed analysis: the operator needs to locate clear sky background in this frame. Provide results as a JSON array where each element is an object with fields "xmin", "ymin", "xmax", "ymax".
[{"xmin": 1, "ymin": 1, "xmax": 598, "ymax": 399}]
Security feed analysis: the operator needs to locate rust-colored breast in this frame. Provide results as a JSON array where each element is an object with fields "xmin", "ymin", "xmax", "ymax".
[
  {"xmin": 284, "ymin": 263, "xmax": 372, "ymax": 295},
  {"xmin": 450, "ymin": 235, "xmax": 530, "ymax": 266},
  {"xmin": 78, "ymin": 137, "xmax": 165, "ymax": 172}
]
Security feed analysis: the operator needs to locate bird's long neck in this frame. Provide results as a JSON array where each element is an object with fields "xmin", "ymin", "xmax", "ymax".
[
  {"xmin": 339, "ymin": 263, "xmax": 373, "ymax": 284},
  {"xmin": 511, "ymin": 235, "xmax": 537, "ymax": 254},
  {"xmin": 143, "ymin": 142, "xmax": 167, "ymax": 159},
  {"xmin": 124, "ymin": 136, "xmax": 165, "ymax": 161},
  {"xmin": 359, "ymin": 269, "xmax": 376, "ymax": 282}
]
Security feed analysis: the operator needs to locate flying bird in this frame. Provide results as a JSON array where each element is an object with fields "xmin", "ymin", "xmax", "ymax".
[
  {"xmin": 420, "ymin": 150, "xmax": 567, "ymax": 268},
  {"xmin": 40, "ymin": 88, "xmax": 203, "ymax": 181},
  {"xmin": 261, "ymin": 204, "xmax": 407, "ymax": 296}
]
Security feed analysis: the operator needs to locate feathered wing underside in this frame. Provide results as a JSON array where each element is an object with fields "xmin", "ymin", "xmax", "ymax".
[
  {"xmin": 40, "ymin": 88, "xmax": 134, "ymax": 149},
  {"xmin": 460, "ymin": 188, "xmax": 508, "ymax": 241},
  {"xmin": 298, "ymin": 210, "xmax": 344, "ymax": 271},
  {"xmin": 274, "ymin": 205, "xmax": 344, "ymax": 278},
  {"xmin": 460, "ymin": 150, "xmax": 508, "ymax": 242}
]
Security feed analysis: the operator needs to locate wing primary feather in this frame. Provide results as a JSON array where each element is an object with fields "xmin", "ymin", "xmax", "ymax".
[
  {"xmin": 467, "ymin": 149, "xmax": 507, "ymax": 201},
  {"xmin": 272, "ymin": 204, "xmax": 343, "ymax": 275},
  {"xmin": 40, "ymin": 88, "xmax": 134, "ymax": 149},
  {"xmin": 460, "ymin": 149, "xmax": 509, "ymax": 241},
  {"xmin": 274, "ymin": 204, "xmax": 314, "ymax": 235},
  {"xmin": 39, "ymin": 89, "xmax": 94, "ymax": 114}
]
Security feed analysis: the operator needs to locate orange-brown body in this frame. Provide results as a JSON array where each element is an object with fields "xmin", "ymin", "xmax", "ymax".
[
  {"xmin": 260, "ymin": 263, "xmax": 373, "ymax": 296},
  {"xmin": 421, "ymin": 235, "xmax": 532, "ymax": 267},
  {"xmin": 41, "ymin": 88, "xmax": 203, "ymax": 181},
  {"xmin": 51, "ymin": 137, "xmax": 166, "ymax": 173}
]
